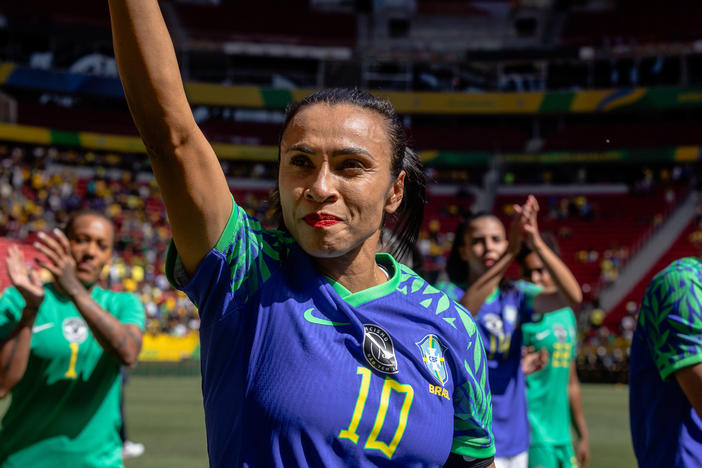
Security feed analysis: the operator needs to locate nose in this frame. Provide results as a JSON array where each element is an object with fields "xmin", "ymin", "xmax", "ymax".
[
  {"xmin": 530, "ymin": 270, "xmax": 541, "ymax": 285},
  {"xmin": 84, "ymin": 241, "xmax": 98, "ymax": 258},
  {"xmin": 304, "ymin": 164, "xmax": 338, "ymax": 204}
]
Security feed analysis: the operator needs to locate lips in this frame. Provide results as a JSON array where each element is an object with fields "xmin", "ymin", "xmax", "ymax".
[
  {"xmin": 304, "ymin": 212, "xmax": 342, "ymax": 228},
  {"xmin": 77, "ymin": 262, "xmax": 95, "ymax": 273}
]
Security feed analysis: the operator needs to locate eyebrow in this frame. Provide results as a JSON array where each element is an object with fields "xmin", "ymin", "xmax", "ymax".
[{"xmin": 285, "ymin": 145, "xmax": 375, "ymax": 160}]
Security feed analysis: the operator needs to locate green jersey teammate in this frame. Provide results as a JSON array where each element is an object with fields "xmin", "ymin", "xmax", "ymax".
[
  {"xmin": 0, "ymin": 210, "xmax": 145, "ymax": 468},
  {"xmin": 517, "ymin": 235, "xmax": 589, "ymax": 468}
]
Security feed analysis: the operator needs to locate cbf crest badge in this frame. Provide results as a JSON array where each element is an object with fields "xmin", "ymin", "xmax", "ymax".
[
  {"xmin": 416, "ymin": 334, "xmax": 448, "ymax": 386},
  {"xmin": 363, "ymin": 324, "xmax": 398, "ymax": 374},
  {"xmin": 62, "ymin": 317, "xmax": 88, "ymax": 344}
]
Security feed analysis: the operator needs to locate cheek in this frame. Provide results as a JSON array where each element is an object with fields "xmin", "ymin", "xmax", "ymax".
[{"xmin": 470, "ymin": 244, "xmax": 484, "ymax": 258}]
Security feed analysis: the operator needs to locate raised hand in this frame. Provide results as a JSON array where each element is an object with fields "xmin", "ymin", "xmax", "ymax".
[
  {"xmin": 507, "ymin": 206, "xmax": 525, "ymax": 254},
  {"xmin": 513, "ymin": 195, "xmax": 541, "ymax": 249},
  {"xmin": 5, "ymin": 245, "xmax": 44, "ymax": 312},
  {"xmin": 32, "ymin": 229, "xmax": 84, "ymax": 298}
]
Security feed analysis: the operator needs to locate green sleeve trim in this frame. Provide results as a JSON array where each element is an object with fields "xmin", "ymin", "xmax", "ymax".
[
  {"xmin": 451, "ymin": 440, "xmax": 496, "ymax": 459},
  {"xmin": 660, "ymin": 353, "xmax": 702, "ymax": 381},
  {"xmin": 328, "ymin": 253, "xmax": 402, "ymax": 307},
  {"xmin": 165, "ymin": 194, "xmax": 236, "ymax": 288},
  {"xmin": 214, "ymin": 194, "xmax": 240, "ymax": 254}
]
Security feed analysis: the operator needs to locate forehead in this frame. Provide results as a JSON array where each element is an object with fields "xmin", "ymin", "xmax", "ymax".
[
  {"xmin": 70, "ymin": 215, "xmax": 114, "ymax": 240},
  {"xmin": 467, "ymin": 216, "xmax": 505, "ymax": 237},
  {"xmin": 281, "ymin": 103, "xmax": 390, "ymax": 154}
]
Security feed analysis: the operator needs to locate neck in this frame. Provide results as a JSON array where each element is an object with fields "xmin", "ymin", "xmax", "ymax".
[{"xmin": 313, "ymin": 243, "xmax": 386, "ymax": 294}]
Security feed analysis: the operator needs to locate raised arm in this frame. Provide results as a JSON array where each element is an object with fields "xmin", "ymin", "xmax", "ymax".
[
  {"xmin": 108, "ymin": 0, "xmax": 232, "ymax": 274},
  {"xmin": 518, "ymin": 196, "xmax": 583, "ymax": 313},
  {"xmin": 0, "ymin": 246, "xmax": 42, "ymax": 398}
]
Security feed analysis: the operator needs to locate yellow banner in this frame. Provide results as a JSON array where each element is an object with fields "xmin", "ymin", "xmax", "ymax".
[{"xmin": 138, "ymin": 333, "xmax": 199, "ymax": 362}]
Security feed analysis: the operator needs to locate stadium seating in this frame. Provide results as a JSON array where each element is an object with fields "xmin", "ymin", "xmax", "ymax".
[{"xmin": 603, "ymin": 219, "xmax": 702, "ymax": 328}]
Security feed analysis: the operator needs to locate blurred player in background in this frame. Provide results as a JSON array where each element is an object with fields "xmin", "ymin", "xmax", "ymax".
[
  {"xmin": 0, "ymin": 210, "xmax": 145, "ymax": 467},
  {"xmin": 517, "ymin": 234, "xmax": 589, "ymax": 468},
  {"xmin": 108, "ymin": 0, "xmax": 496, "ymax": 466},
  {"xmin": 629, "ymin": 257, "xmax": 702, "ymax": 467},
  {"xmin": 436, "ymin": 197, "xmax": 582, "ymax": 468}
]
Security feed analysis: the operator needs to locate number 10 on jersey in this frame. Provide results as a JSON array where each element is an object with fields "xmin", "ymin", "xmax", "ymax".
[{"xmin": 338, "ymin": 366, "xmax": 414, "ymax": 459}]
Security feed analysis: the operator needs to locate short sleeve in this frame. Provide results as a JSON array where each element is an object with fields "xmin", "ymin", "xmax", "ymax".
[
  {"xmin": 164, "ymin": 194, "xmax": 293, "ymax": 325},
  {"xmin": 639, "ymin": 260, "xmax": 702, "ymax": 381},
  {"xmin": 452, "ymin": 308, "xmax": 496, "ymax": 459},
  {"xmin": 111, "ymin": 292, "xmax": 146, "ymax": 331},
  {"xmin": 515, "ymin": 280, "xmax": 543, "ymax": 323},
  {"xmin": 0, "ymin": 287, "xmax": 24, "ymax": 340}
]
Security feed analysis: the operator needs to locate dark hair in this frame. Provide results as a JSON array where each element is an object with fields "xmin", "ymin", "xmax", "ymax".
[
  {"xmin": 445, "ymin": 211, "xmax": 499, "ymax": 284},
  {"xmin": 515, "ymin": 231, "xmax": 560, "ymax": 266},
  {"xmin": 64, "ymin": 209, "xmax": 115, "ymax": 244},
  {"xmin": 271, "ymin": 88, "xmax": 426, "ymax": 261}
]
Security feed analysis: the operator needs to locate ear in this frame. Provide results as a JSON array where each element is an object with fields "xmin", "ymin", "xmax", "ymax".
[{"xmin": 384, "ymin": 170, "xmax": 405, "ymax": 214}]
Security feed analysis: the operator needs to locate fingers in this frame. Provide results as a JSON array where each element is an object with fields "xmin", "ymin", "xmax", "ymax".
[
  {"xmin": 32, "ymin": 240, "xmax": 62, "ymax": 269},
  {"xmin": 33, "ymin": 230, "xmax": 71, "ymax": 271},
  {"xmin": 6, "ymin": 245, "xmax": 27, "ymax": 282},
  {"xmin": 35, "ymin": 257, "xmax": 61, "ymax": 278},
  {"xmin": 52, "ymin": 228, "xmax": 71, "ymax": 252},
  {"xmin": 36, "ymin": 231, "xmax": 67, "ymax": 257}
]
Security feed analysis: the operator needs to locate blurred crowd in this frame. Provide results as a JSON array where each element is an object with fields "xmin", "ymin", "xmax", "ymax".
[{"xmin": 0, "ymin": 144, "xmax": 198, "ymax": 338}]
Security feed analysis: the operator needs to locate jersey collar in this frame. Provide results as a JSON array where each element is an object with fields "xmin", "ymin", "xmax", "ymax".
[{"xmin": 326, "ymin": 253, "xmax": 401, "ymax": 307}]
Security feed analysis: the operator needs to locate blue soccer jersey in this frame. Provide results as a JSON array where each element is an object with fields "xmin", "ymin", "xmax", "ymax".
[
  {"xmin": 436, "ymin": 279, "xmax": 541, "ymax": 458},
  {"xmin": 165, "ymin": 198, "xmax": 495, "ymax": 467},
  {"xmin": 629, "ymin": 257, "xmax": 702, "ymax": 467}
]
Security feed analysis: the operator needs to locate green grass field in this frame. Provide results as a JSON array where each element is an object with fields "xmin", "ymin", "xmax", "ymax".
[{"xmin": 1, "ymin": 376, "xmax": 636, "ymax": 467}]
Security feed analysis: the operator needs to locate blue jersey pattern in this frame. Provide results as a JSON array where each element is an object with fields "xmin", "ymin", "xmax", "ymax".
[
  {"xmin": 629, "ymin": 257, "xmax": 702, "ymax": 467},
  {"xmin": 166, "ymin": 199, "xmax": 494, "ymax": 467},
  {"xmin": 436, "ymin": 280, "xmax": 540, "ymax": 458}
]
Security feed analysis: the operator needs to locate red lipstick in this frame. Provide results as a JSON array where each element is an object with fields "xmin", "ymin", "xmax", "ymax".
[{"xmin": 304, "ymin": 213, "xmax": 342, "ymax": 228}]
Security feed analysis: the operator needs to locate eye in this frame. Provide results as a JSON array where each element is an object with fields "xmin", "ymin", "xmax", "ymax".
[
  {"xmin": 289, "ymin": 154, "xmax": 313, "ymax": 168},
  {"xmin": 339, "ymin": 158, "xmax": 364, "ymax": 170}
]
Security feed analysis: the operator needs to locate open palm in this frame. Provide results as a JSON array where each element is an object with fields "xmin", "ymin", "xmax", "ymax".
[{"xmin": 5, "ymin": 245, "xmax": 44, "ymax": 309}]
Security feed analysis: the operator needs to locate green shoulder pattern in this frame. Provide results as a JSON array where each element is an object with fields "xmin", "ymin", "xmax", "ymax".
[{"xmin": 639, "ymin": 257, "xmax": 702, "ymax": 380}]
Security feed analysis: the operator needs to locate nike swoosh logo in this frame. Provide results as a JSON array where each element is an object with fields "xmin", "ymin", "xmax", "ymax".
[
  {"xmin": 32, "ymin": 323, "xmax": 54, "ymax": 334},
  {"xmin": 303, "ymin": 308, "xmax": 350, "ymax": 327},
  {"xmin": 535, "ymin": 330, "xmax": 550, "ymax": 340}
]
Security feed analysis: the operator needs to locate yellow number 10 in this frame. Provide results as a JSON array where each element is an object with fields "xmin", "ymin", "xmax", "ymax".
[
  {"xmin": 338, "ymin": 367, "xmax": 414, "ymax": 459},
  {"xmin": 64, "ymin": 343, "xmax": 79, "ymax": 379}
]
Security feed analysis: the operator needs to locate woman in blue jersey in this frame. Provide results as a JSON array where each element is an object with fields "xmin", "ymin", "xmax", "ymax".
[
  {"xmin": 436, "ymin": 198, "xmax": 582, "ymax": 468},
  {"xmin": 109, "ymin": 1, "xmax": 495, "ymax": 467}
]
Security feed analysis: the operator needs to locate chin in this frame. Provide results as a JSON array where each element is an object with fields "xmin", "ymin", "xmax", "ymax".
[
  {"xmin": 299, "ymin": 242, "xmax": 346, "ymax": 259},
  {"xmin": 77, "ymin": 273, "xmax": 99, "ymax": 286}
]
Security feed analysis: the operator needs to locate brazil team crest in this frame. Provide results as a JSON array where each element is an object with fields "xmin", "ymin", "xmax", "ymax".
[
  {"xmin": 416, "ymin": 334, "xmax": 448, "ymax": 386},
  {"xmin": 363, "ymin": 324, "xmax": 398, "ymax": 374}
]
